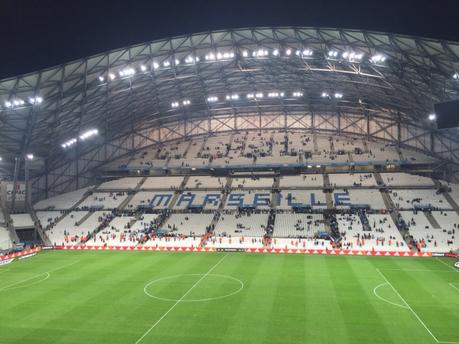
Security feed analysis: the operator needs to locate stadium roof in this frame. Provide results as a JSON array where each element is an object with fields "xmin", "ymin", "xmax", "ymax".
[{"xmin": 1, "ymin": 26, "xmax": 459, "ymax": 168}]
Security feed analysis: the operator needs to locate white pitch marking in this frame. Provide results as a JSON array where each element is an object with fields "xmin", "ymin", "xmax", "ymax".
[
  {"xmin": 373, "ymin": 282, "xmax": 409, "ymax": 309},
  {"xmin": 376, "ymin": 268, "xmax": 440, "ymax": 343},
  {"xmin": 135, "ymin": 254, "xmax": 228, "ymax": 344},
  {"xmin": 449, "ymin": 283, "xmax": 459, "ymax": 292},
  {"xmin": 0, "ymin": 260, "xmax": 79, "ymax": 292},
  {"xmin": 436, "ymin": 258, "xmax": 458, "ymax": 273},
  {"xmin": 381, "ymin": 268, "xmax": 454, "ymax": 273},
  {"xmin": 0, "ymin": 272, "xmax": 50, "ymax": 291},
  {"xmin": 144, "ymin": 273, "xmax": 244, "ymax": 302}
]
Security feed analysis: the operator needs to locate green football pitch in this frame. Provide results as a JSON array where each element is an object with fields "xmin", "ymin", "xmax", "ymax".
[{"xmin": 0, "ymin": 250, "xmax": 458, "ymax": 344}]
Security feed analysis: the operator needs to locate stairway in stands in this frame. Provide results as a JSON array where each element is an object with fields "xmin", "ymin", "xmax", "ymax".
[
  {"xmin": 325, "ymin": 192, "xmax": 334, "ymax": 209},
  {"xmin": 26, "ymin": 202, "xmax": 52, "ymax": 246},
  {"xmin": 423, "ymin": 211, "xmax": 441, "ymax": 229},
  {"xmin": 379, "ymin": 188, "xmax": 416, "ymax": 251},
  {"xmin": 373, "ymin": 172, "xmax": 385, "ymax": 186},
  {"xmin": 76, "ymin": 210, "xmax": 94, "ymax": 226},
  {"xmin": 324, "ymin": 212, "xmax": 340, "ymax": 242},
  {"xmin": 357, "ymin": 210, "xmax": 371, "ymax": 231},
  {"xmin": 435, "ymin": 180, "xmax": 459, "ymax": 215},
  {"xmin": 117, "ymin": 176, "xmax": 148, "ymax": 211},
  {"xmin": 313, "ymin": 134, "xmax": 319, "ymax": 154},
  {"xmin": 323, "ymin": 174, "xmax": 331, "ymax": 188},
  {"xmin": 2, "ymin": 202, "xmax": 20, "ymax": 246},
  {"xmin": 167, "ymin": 176, "xmax": 189, "ymax": 210}
]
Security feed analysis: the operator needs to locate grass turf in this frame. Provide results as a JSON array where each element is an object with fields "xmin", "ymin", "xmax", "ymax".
[{"xmin": 0, "ymin": 250, "xmax": 458, "ymax": 344}]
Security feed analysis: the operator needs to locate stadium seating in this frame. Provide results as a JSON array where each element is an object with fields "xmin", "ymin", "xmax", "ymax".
[
  {"xmin": 273, "ymin": 213, "xmax": 324, "ymax": 237},
  {"xmin": 30, "ymin": 132, "xmax": 458, "ymax": 253},
  {"xmin": 161, "ymin": 213, "xmax": 214, "ymax": 236},
  {"xmin": 98, "ymin": 177, "xmax": 143, "ymax": 190},
  {"xmin": 33, "ymin": 186, "xmax": 93, "ymax": 210},
  {"xmin": 78, "ymin": 192, "xmax": 128, "ymax": 210},
  {"xmin": 214, "ymin": 212, "xmax": 268, "ymax": 237},
  {"xmin": 10, "ymin": 213, "xmax": 34, "ymax": 229},
  {"xmin": 0, "ymin": 226, "xmax": 12, "ymax": 250}
]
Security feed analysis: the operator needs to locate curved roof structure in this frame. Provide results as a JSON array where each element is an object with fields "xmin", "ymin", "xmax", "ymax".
[{"xmin": 1, "ymin": 27, "xmax": 459, "ymax": 172}]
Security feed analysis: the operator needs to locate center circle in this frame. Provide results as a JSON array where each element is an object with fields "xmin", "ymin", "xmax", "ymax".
[{"xmin": 144, "ymin": 273, "xmax": 244, "ymax": 302}]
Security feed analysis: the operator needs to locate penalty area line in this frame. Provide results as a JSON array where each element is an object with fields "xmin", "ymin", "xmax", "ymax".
[
  {"xmin": 376, "ymin": 268, "xmax": 440, "ymax": 343},
  {"xmin": 135, "ymin": 254, "xmax": 229, "ymax": 344},
  {"xmin": 435, "ymin": 258, "xmax": 458, "ymax": 273}
]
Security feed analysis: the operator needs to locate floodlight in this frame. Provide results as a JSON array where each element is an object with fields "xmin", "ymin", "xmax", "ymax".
[{"xmin": 428, "ymin": 113, "xmax": 436, "ymax": 121}]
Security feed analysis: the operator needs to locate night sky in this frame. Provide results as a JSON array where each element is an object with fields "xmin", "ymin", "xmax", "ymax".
[{"xmin": 1, "ymin": 0, "xmax": 459, "ymax": 78}]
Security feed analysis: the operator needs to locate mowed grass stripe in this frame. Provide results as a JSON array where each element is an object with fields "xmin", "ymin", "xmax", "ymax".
[{"xmin": 0, "ymin": 251, "xmax": 458, "ymax": 344}]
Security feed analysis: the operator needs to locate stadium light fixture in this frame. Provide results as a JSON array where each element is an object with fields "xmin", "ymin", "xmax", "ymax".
[
  {"xmin": 163, "ymin": 61, "xmax": 170, "ymax": 67},
  {"xmin": 328, "ymin": 50, "xmax": 339, "ymax": 58},
  {"xmin": 140, "ymin": 65, "xmax": 147, "ymax": 72},
  {"xmin": 453, "ymin": 73, "xmax": 459, "ymax": 80},
  {"xmin": 79, "ymin": 129, "xmax": 98, "ymax": 141},
  {"xmin": 182, "ymin": 99, "xmax": 191, "ymax": 106},
  {"xmin": 119, "ymin": 67, "xmax": 135, "ymax": 77},
  {"xmin": 207, "ymin": 96, "xmax": 218, "ymax": 102},
  {"xmin": 285, "ymin": 49, "xmax": 292, "ymax": 56},
  {"xmin": 292, "ymin": 91, "xmax": 303, "ymax": 97},
  {"xmin": 343, "ymin": 51, "xmax": 363, "ymax": 61},
  {"xmin": 242, "ymin": 51, "xmax": 248, "ymax": 57},
  {"xmin": 370, "ymin": 54, "xmax": 387, "ymax": 63},
  {"xmin": 109, "ymin": 73, "xmax": 116, "ymax": 80},
  {"xmin": 334, "ymin": 92, "xmax": 343, "ymax": 99},
  {"xmin": 184, "ymin": 56, "xmax": 195, "ymax": 64},
  {"xmin": 153, "ymin": 62, "xmax": 159, "ymax": 69},
  {"xmin": 29, "ymin": 96, "xmax": 43, "ymax": 105},
  {"xmin": 226, "ymin": 94, "xmax": 239, "ymax": 100},
  {"xmin": 98, "ymin": 76, "xmax": 105, "ymax": 82},
  {"xmin": 272, "ymin": 49, "xmax": 279, "ymax": 56},
  {"xmin": 175, "ymin": 59, "xmax": 180, "ymax": 65},
  {"xmin": 171, "ymin": 101, "xmax": 180, "ymax": 108},
  {"xmin": 26, "ymin": 154, "xmax": 34, "ymax": 160},
  {"xmin": 255, "ymin": 92, "xmax": 264, "ymax": 98},
  {"xmin": 61, "ymin": 138, "xmax": 77, "ymax": 149},
  {"xmin": 268, "ymin": 92, "xmax": 284, "ymax": 98},
  {"xmin": 205, "ymin": 53, "xmax": 215, "ymax": 61},
  {"xmin": 321, "ymin": 92, "xmax": 330, "ymax": 98},
  {"xmin": 247, "ymin": 93, "xmax": 254, "ymax": 99},
  {"xmin": 428, "ymin": 113, "xmax": 436, "ymax": 121},
  {"xmin": 0, "ymin": 156, "xmax": 2, "ymax": 161},
  {"xmin": 4, "ymin": 101, "xmax": 12, "ymax": 108}
]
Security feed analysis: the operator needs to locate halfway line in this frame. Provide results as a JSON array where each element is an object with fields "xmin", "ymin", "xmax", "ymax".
[{"xmin": 135, "ymin": 254, "xmax": 228, "ymax": 344}]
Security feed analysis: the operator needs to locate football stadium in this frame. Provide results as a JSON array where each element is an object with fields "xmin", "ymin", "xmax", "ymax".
[{"xmin": 0, "ymin": 26, "xmax": 459, "ymax": 343}]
